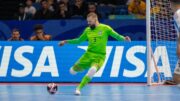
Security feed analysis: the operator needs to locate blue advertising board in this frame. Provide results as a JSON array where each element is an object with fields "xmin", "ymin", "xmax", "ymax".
[{"xmin": 0, "ymin": 41, "xmax": 177, "ymax": 82}]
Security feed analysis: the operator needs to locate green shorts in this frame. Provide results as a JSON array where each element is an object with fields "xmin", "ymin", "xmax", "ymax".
[{"xmin": 72, "ymin": 51, "xmax": 105, "ymax": 72}]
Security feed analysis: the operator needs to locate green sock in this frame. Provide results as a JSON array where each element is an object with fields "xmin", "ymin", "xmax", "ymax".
[{"xmin": 77, "ymin": 75, "xmax": 91, "ymax": 90}]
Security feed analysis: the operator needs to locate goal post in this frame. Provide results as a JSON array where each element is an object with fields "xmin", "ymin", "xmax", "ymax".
[
  {"xmin": 146, "ymin": 0, "xmax": 178, "ymax": 85},
  {"xmin": 146, "ymin": 0, "xmax": 151, "ymax": 85}
]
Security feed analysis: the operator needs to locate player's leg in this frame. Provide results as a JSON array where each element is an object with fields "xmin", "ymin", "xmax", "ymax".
[
  {"xmin": 174, "ymin": 34, "xmax": 180, "ymax": 84},
  {"xmin": 176, "ymin": 36, "xmax": 180, "ymax": 57},
  {"xmin": 75, "ymin": 66, "xmax": 97, "ymax": 93},
  {"xmin": 173, "ymin": 58, "xmax": 180, "ymax": 84},
  {"xmin": 68, "ymin": 52, "xmax": 92, "ymax": 95},
  {"xmin": 69, "ymin": 65, "xmax": 83, "ymax": 75},
  {"xmin": 164, "ymin": 35, "xmax": 180, "ymax": 85},
  {"xmin": 69, "ymin": 53, "xmax": 91, "ymax": 75},
  {"xmin": 75, "ymin": 55, "xmax": 105, "ymax": 95},
  {"xmin": 177, "ymin": 45, "xmax": 180, "ymax": 57},
  {"xmin": 70, "ymin": 67, "xmax": 77, "ymax": 75},
  {"xmin": 75, "ymin": 66, "xmax": 98, "ymax": 95}
]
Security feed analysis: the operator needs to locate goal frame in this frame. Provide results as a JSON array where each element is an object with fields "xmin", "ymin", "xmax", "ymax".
[
  {"xmin": 146, "ymin": 0, "xmax": 162, "ymax": 86},
  {"xmin": 146, "ymin": 0, "xmax": 152, "ymax": 85}
]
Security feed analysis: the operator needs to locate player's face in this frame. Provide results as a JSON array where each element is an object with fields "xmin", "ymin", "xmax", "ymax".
[
  {"xmin": 87, "ymin": 16, "xmax": 96, "ymax": 29},
  {"xmin": 12, "ymin": 31, "xmax": 20, "ymax": 39}
]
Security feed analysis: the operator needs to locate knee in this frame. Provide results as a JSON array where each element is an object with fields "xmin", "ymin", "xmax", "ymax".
[
  {"xmin": 86, "ymin": 67, "xmax": 97, "ymax": 78},
  {"xmin": 69, "ymin": 68, "xmax": 77, "ymax": 75}
]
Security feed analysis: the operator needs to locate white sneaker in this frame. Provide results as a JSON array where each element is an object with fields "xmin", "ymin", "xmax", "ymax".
[{"xmin": 74, "ymin": 89, "xmax": 81, "ymax": 95}]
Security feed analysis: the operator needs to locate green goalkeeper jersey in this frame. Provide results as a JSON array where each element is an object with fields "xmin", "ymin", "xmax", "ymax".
[{"xmin": 67, "ymin": 23, "xmax": 125, "ymax": 54}]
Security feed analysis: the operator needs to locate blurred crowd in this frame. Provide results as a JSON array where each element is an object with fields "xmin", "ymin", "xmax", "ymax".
[
  {"xmin": 8, "ymin": 24, "xmax": 52, "ymax": 41},
  {"xmin": 4, "ymin": 0, "xmax": 147, "ymax": 41},
  {"xmin": 13, "ymin": 0, "xmax": 146, "ymax": 20}
]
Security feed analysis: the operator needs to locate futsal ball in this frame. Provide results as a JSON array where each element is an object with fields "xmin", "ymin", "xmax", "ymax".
[{"xmin": 47, "ymin": 83, "xmax": 58, "ymax": 94}]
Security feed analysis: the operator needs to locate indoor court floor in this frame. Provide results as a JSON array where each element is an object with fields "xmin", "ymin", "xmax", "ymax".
[{"xmin": 0, "ymin": 83, "xmax": 180, "ymax": 101}]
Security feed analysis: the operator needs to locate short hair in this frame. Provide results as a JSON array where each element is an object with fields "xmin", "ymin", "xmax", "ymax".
[
  {"xmin": 34, "ymin": 24, "xmax": 43, "ymax": 31},
  {"xmin": 12, "ymin": 28, "xmax": 20, "ymax": 33},
  {"xmin": 87, "ymin": 12, "xmax": 98, "ymax": 19}
]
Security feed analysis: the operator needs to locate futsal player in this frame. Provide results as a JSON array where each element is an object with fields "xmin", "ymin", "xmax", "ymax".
[{"xmin": 59, "ymin": 12, "xmax": 131, "ymax": 95}]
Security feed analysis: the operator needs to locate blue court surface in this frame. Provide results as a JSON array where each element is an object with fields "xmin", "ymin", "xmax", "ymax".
[{"xmin": 0, "ymin": 83, "xmax": 180, "ymax": 101}]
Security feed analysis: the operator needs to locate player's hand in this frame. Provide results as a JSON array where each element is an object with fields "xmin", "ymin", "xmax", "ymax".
[
  {"xmin": 125, "ymin": 36, "xmax": 131, "ymax": 42},
  {"xmin": 59, "ymin": 40, "xmax": 67, "ymax": 46}
]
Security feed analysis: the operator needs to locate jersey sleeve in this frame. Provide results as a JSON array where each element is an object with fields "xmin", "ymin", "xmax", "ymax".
[
  {"xmin": 66, "ymin": 28, "xmax": 88, "ymax": 44},
  {"xmin": 107, "ymin": 26, "xmax": 125, "ymax": 41}
]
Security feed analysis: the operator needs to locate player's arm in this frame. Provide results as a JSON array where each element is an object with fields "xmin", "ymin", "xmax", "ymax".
[
  {"xmin": 108, "ymin": 26, "xmax": 131, "ymax": 41},
  {"xmin": 59, "ymin": 29, "xmax": 87, "ymax": 46}
]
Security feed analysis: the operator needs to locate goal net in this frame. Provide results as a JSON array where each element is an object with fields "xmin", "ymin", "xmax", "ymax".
[{"xmin": 146, "ymin": 0, "xmax": 178, "ymax": 85}]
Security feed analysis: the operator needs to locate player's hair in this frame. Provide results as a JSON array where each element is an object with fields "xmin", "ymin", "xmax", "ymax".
[
  {"xmin": 87, "ymin": 12, "xmax": 98, "ymax": 19},
  {"xmin": 34, "ymin": 24, "xmax": 44, "ymax": 31}
]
